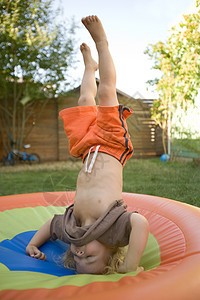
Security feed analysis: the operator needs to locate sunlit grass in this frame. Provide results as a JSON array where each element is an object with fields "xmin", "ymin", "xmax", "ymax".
[{"xmin": 0, "ymin": 158, "xmax": 199, "ymax": 207}]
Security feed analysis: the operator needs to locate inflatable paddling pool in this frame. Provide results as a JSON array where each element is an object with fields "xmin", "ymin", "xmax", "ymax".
[{"xmin": 0, "ymin": 191, "xmax": 200, "ymax": 300}]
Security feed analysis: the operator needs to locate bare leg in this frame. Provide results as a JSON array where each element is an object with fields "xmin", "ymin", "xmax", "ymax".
[
  {"xmin": 78, "ymin": 43, "xmax": 98, "ymax": 106},
  {"xmin": 81, "ymin": 16, "xmax": 119, "ymax": 106}
]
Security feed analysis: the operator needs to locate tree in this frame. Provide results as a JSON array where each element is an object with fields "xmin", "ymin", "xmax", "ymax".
[
  {"xmin": 145, "ymin": 0, "xmax": 200, "ymax": 156},
  {"xmin": 0, "ymin": 0, "xmax": 77, "ymax": 153}
]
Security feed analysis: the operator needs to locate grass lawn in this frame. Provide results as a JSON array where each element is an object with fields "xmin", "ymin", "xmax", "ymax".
[{"xmin": 0, "ymin": 158, "xmax": 199, "ymax": 207}]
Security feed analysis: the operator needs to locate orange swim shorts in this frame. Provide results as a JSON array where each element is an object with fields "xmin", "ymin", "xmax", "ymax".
[{"xmin": 59, "ymin": 104, "xmax": 133, "ymax": 167}]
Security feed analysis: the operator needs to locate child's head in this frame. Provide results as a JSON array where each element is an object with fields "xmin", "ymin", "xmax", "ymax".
[{"xmin": 64, "ymin": 240, "xmax": 127, "ymax": 274}]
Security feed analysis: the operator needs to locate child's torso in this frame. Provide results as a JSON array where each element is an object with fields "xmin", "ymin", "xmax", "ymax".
[{"xmin": 73, "ymin": 152, "xmax": 123, "ymax": 226}]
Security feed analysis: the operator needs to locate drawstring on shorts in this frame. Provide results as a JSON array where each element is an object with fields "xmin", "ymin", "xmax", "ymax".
[{"xmin": 85, "ymin": 145, "xmax": 100, "ymax": 173}]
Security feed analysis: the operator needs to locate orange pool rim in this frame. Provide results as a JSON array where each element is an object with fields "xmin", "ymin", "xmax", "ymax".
[{"xmin": 0, "ymin": 191, "xmax": 200, "ymax": 300}]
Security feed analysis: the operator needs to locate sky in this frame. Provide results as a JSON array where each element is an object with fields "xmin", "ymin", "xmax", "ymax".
[{"xmin": 54, "ymin": 0, "xmax": 195, "ymax": 99}]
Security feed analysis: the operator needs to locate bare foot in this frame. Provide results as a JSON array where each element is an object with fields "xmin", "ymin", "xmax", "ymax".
[
  {"xmin": 81, "ymin": 16, "xmax": 107, "ymax": 45},
  {"xmin": 80, "ymin": 43, "xmax": 98, "ymax": 71}
]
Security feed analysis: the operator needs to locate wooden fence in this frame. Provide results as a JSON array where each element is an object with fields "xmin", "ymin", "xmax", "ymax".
[{"xmin": 0, "ymin": 90, "xmax": 165, "ymax": 162}]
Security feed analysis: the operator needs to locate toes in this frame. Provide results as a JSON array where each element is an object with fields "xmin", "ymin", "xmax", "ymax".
[
  {"xmin": 85, "ymin": 16, "xmax": 91, "ymax": 25},
  {"xmin": 82, "ymin": 15, "xmax": 98, "ymax": 25},
  {"xmin": 81, "ymin": 17, "xmax": 86, "ymax": 24},
  {"xmin": 80, "ymin": 43, "xmax": 89, "ymax": 51},
  {"xmin": 89, "ymin": 16, "xmax": 94, "ymax": 23},
  {"xmin": 92, "ymin": 15, "xmax": 98, "ymax": 22},
  {"xmin": 80, "ymin": 43, "xmax": 85, "ymax": 49},
  {"xmin": 82, "ymin": 16, "xmax": 89, "ymax": 25}
]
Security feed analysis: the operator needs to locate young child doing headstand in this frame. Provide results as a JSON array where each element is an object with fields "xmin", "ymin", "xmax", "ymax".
[{"xmin": 26, "ymin": 16, "xmax": 149, "ymax": 274}]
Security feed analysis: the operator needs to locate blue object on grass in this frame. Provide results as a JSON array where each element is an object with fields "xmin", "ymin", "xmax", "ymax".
[{"xmin": 160, "ymin": 154, "xmax": 170, "ymax": 162}]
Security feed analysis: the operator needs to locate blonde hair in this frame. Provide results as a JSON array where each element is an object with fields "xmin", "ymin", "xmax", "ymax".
[
  {"xmin": 63, "ymin": 246, "xmax": 127, "ymax": 275},
  {"xmin": 63, "ymin": 248, "xmax": 76, "ymax": 270},
  {"xmin": 103, "ymin": 246, "xmax": 127, "ymax": 275}
]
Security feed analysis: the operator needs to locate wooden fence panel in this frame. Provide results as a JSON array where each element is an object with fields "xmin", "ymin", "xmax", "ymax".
[
  {"xmin": 0, "ymin": 91, "xmax": 165, "ymax": 162},
  {"xmin": 120, "ymin": 97, "xmax": 164, "ymax": 157},
  {"xmin": 24, "ymin": 100, "xmax": 58, "ymax": 161}
]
